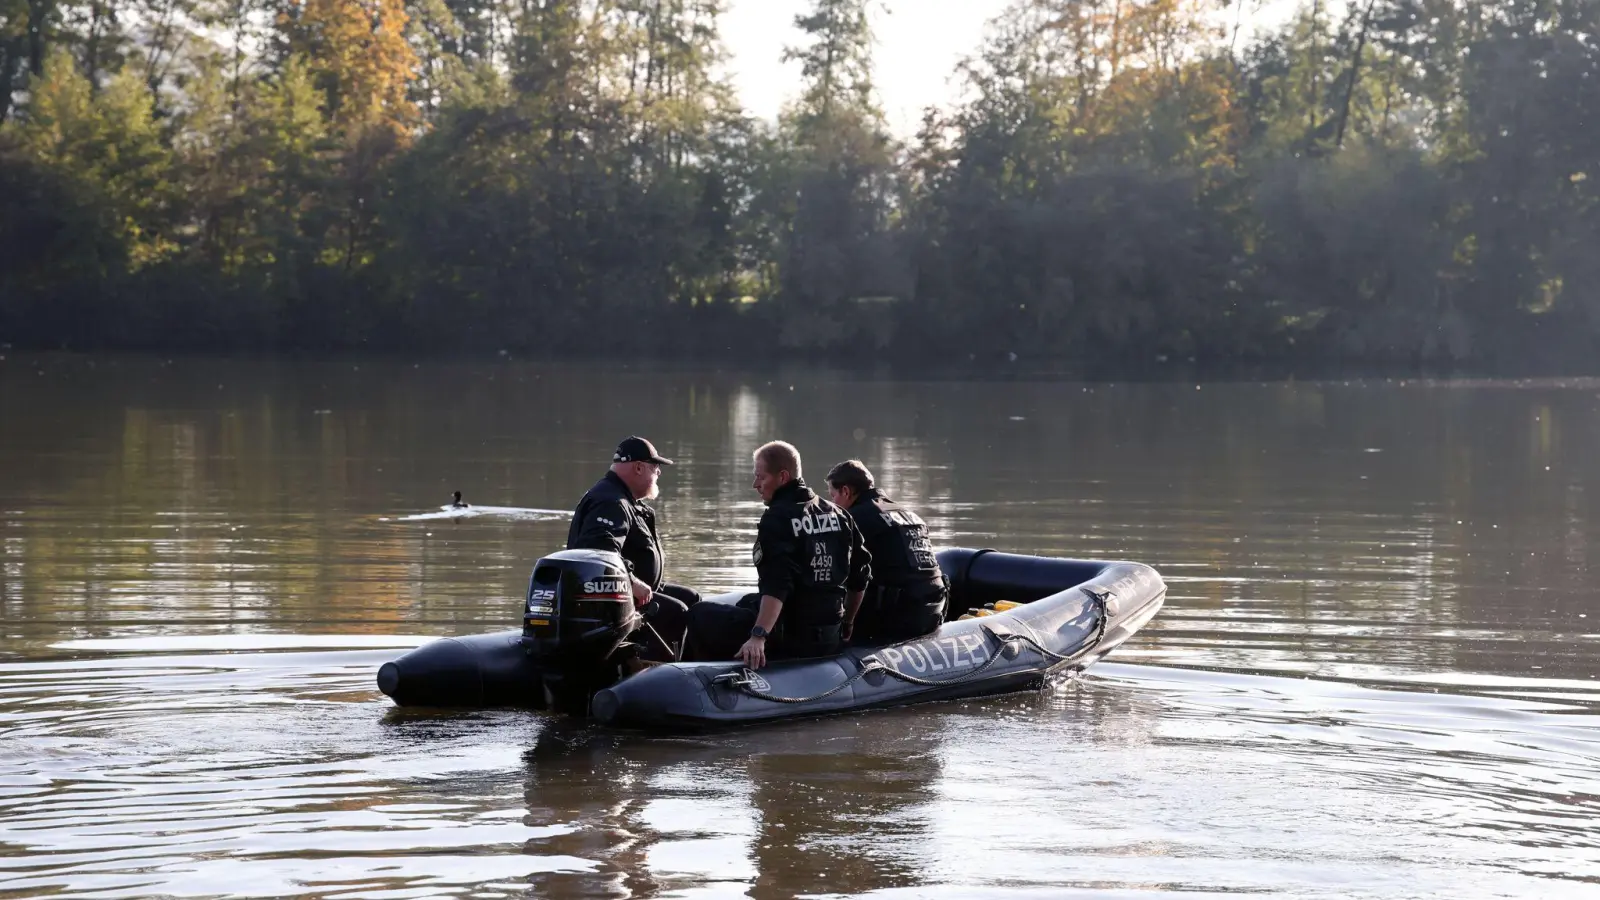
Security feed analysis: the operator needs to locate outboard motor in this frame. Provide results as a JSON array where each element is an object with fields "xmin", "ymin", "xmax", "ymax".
[{"xmin": 521, "ymin": 549, "xmax": 641, "ymax": 714}]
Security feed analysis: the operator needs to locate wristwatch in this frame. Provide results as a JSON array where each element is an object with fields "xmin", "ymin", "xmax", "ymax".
[{"xmin": 749, "ymin": 625, "xmax": 769, "ymax": 639}]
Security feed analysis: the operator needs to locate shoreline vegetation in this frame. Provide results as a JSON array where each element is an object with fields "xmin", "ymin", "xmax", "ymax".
[{"xmin": 3, "ymin": 0, "xmax": 1598, "ymax": 376}]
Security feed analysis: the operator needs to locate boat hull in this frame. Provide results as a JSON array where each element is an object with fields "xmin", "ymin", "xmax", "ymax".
[{"xmin": 376, "ymin": 548, "xmax": 1165, "ymax": 730}]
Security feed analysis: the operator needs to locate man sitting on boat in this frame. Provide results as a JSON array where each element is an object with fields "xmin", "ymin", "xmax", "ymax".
[
  {"xmin": 825, "ymin": 460, "xmax": 949, "ymax": 645},
  {"xmin": 684, "ymin": 440, "xmax": 871, "ymax": 668},
  {"xmin": 567, "ymin": 436, "xmax": 700, "ymax": 660}
]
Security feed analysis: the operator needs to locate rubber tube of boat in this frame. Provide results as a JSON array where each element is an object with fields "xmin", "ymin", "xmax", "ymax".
[
  {"xmin": 376, "ymin": 630, "xmax": 542, "ymax": 708},
  {"xmin": 937, "ymin": 548, "xmax": 1113, "ymax": 609}
]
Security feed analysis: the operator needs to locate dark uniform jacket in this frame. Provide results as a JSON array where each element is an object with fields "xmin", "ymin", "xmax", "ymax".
[
  {"xmin": 755, "ymin": 479, "xmax": 871, "ymax": 628},
  {"xmin": 846, "ymin": 488, "xmax": 946, "ymax": 598},
  {"xmin": 843, "ymin": 488, "xmax": 947, "ymax": 643},
  {"xmin": 566, "ymin": 471, "xmax": 665, "ymax": 590}
]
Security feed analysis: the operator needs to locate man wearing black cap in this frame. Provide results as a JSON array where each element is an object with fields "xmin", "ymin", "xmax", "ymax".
[
  {"xmin": 567, "ymin": 436, "xmax": 700, "ymax": 661},
  {"xmin": 824, "ymin": 459, "xmax": 947, "ymax": 645}
]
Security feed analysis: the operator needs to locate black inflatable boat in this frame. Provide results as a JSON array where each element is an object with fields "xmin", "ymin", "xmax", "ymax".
[{"xmin": 377, "ymin": 547, "xmax": 1165, "ymax": 730}]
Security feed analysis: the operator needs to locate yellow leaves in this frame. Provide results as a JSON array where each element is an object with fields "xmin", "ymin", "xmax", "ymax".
[
  {"xmin": 1531, "ymin": 276, "xmax": 1563, "ymax": 313},
  {"xmin": 16, "ymin": 52, "xmax": 94, "ymax": 164},
  {"xmin": 977, "ymin": 0, "xmax": 1239, "ymax": 170},
  {"xmin": 126, "ymin": 220, "xmax": 180, "ymax": 269},
  {"xmin": 283, "ymin": 0, "xmax": 420, "ymax": 142}
]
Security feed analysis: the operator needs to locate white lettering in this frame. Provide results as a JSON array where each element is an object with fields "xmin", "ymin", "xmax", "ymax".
[
  {"xmin": 877, "ymin": 632, "xmax": 994, "ymax": 677},
  {"xmin": 905, "ymin": 645, "xmax": 931, "ymax": 673},
  {"xmin": 527, "ymin": 588, "xmax": 556, "ymax": 616},
  {"xmin": 582, "ymin": 578, "xmax": 630, "ymax": 595},
  {"xmin": 790, "ymin": 511, "xmax": 842, "ymax": 536},
  {"xmin": 948, "ymin": 636, "xmax": 970, "ymax": 666},
  {"xmin": 810, "ymin": 541, "xmax": 834, "ymax": 582},
  {"xmin": 960, "ymin": 632, "xmax": 989, "ymax": 665}
]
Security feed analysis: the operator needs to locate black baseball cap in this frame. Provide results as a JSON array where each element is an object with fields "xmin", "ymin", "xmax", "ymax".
[{"xmin": 614, "ymin": 436, "xmax": 674, "ymax": 465}]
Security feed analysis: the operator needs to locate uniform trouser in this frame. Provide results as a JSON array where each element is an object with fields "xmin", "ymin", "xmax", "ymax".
[
  {"xmin": 638, "ymin": 583, "xmax": 700, "ymax": 662},
  {"xmin": 682, "ymin": 593, "xmax": 842, "ymax": 663},
  {"xmin": 850, "ymin": 583, "xmax": 949, "ymax": 647}
]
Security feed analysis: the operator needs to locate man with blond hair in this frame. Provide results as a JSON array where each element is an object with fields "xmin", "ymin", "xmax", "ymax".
[{"xmin": 684, "ymin": 440, "xmax": 871, "ymax": 668}]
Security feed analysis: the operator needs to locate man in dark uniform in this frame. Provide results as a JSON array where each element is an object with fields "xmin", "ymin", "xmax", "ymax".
[
  {"xmin": 567, "ymin": 436, "xmax": 700, "ymax": 660},
  {"xmin": 825, "ymin": 459, "xmax": 948, "ymax": 646},
  {"xmin": 684, "ymin": 440, "xmax": 871, "ymax": 668}
]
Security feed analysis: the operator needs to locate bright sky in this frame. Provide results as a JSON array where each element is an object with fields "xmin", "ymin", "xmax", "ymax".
[
  {"xmin": 720, "ymin": 0, "xmax": 1007, "ymax": 138},
  {"xmin": 718, "ymin": 0, "xmax": 1301, "ymax": 137}
]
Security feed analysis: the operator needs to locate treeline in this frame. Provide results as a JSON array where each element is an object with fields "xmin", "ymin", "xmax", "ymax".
[{"xmin": 2, "ymin": 0, "xmax": 1598, "ymax": 370}]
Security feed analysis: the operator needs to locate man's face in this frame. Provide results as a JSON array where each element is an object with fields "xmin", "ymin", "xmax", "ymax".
[
  {"xmin": 827, "ymin": 484, "xmax": 851, "ymax": 507},
  {"xmin": 637, "ymin": 462, "xmax": 661, "ymax": 500},
  {"xmin": 752, "ymin": 458, "xmax": 785, "ymax": 503}
]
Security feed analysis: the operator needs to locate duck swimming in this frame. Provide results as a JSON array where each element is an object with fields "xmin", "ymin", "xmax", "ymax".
[{"xmin": 450, "ymin": 491, "xmax": 469, "ymax": 509}]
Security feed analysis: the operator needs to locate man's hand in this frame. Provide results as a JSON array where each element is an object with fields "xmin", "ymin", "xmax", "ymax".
[
  {"xmin": 737, "ymin": 636, "xmax": 767, "ymax": 670},
  {"xmin": 631, "ymin": 576, "xmax": 652, "ymax": 608}
]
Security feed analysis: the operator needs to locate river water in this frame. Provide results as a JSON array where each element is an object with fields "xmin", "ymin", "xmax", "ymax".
[{"xmin": 1, "ymin": 354, "xmax": 1598, "ymax": 899}]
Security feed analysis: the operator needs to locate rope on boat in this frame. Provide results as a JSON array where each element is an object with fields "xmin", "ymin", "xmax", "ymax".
[
  {"xmin": 711, "ymin": 588, "xmax": 1111, "ymax": 704},
  {"xmin": 713, "ymin": 659, "xmax": 888, "ymax": 705}
]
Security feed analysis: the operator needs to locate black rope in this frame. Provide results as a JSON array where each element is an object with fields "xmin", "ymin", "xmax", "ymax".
[
  {"xmin": 712, "ymin": 658, "xmax": 889, "ymax": 704},
  {"xmin": 999, "ymin": 587, "xmax": 1110, "ymax": 668},
  {"xmin": 714, "ymin": 589, "xmax": 1111, "ymax": 704}
]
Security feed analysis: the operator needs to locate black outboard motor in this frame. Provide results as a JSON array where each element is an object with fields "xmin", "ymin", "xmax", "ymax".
[
  {"xmin": 375, "ymin": 548, "xmax": 643, "ymax": 711},
  {"xmin": 521, "ymin": 549, "xmax": 641, "ymax": 714}
]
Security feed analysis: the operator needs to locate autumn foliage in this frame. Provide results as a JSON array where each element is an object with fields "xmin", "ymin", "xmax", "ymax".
[
  {"xmin": 281, "ymin": 0, "xmax": 420, "ymax": 138},
  {"xmin": 1, "ymin": 0, "xmax": 1598, "ymax": 371}
]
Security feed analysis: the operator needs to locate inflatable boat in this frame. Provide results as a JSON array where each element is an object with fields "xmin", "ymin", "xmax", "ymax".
[{"xmin": 377, "ymin": 547, "xmax": 1165, "ymax": 730}]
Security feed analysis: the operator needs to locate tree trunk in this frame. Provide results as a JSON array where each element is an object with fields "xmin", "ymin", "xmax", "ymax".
[
  {"xmin": 0, "ymin": 39, "xmax": 18, "ymax": 121},
  {"xmin": 27, "ymin": 0, "xmax": 53, "ymax": 76},
  {"xmin": 1307, "ymin": 0, "xmax": 1320, "ymax": 138},
  {"xmin": 1334, "ymin": 0, "xmax": 1377, "ymax": 148}
]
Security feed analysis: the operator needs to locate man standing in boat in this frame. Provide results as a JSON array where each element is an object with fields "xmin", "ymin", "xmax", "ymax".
[
  {"xmin": 825, "ymin": 459, "xmax": 948, "ymax": 645},
  {"xmin": 567, "ymin": 436, "xmax": 699, "ymax": 660},
  {"xmin": 684, "ymin": 440, "xmax": 871, "ymax": 668}
]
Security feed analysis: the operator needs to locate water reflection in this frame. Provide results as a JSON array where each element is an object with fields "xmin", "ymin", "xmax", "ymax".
[
  {"xmin": 5, "ymin": 355, "xmax": 1600, "ymax": 897},
  {"xmin": 0, "ymin": 639, "xmax": 1598, "ymax": 897},
  {"xmin": 515, "ymin": 714, "xmax": 944, "ymax": 899},
  {"xmin": 743, "ymin": 717, "xmax": 940, "ymax": 898},
  {"xmin": 521, "ymin": 723, "xmax": 670, "ymax": 899}
]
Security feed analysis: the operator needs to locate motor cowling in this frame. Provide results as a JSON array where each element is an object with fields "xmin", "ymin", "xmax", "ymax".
[{"xmin": 521, "ymin": 549, "xmax": 640, "ymax": 712}]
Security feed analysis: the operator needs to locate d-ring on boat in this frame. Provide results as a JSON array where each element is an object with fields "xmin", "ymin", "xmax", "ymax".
[{"xmin": 376, "ymin": 548, "xmax": 1165, "ymax": 730}]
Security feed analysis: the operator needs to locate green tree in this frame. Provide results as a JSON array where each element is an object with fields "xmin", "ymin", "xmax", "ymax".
[
  {"xmin": 13, "ymin": 50, "xmax": 177, "ymax": 271},
  {"xmin": 765, "ymin": 0, "xmax": 902, "ymax": 349}
]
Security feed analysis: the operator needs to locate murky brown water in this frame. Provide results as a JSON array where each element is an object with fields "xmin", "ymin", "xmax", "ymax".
[{"xmin": 2, "ymin": 353, "xmax": 1599, "ymax": 899}]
